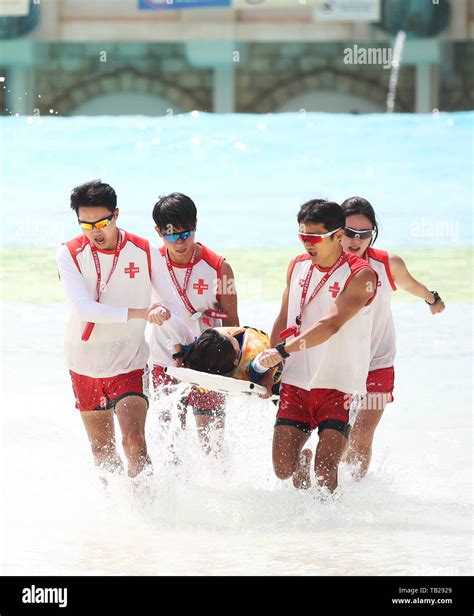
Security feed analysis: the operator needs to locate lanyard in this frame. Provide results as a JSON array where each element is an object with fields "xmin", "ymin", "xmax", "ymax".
[
  {"xmin": 280, "ymin": 253, "xmax": 347, "ymax": 340},
  {"xmin": 81, "ymin": 231, "xmax": 123, "ymax": 342},
  {"xmin": 165, "ymin": 246, "xmax": 228, "ymax": 326},
  {"xmin": 91, "ymin": 231, "xmax": 123, "ymax": 301},
  {"xmin": 165, "ymin": 245, "xmax": 199, "ymax": 317}
]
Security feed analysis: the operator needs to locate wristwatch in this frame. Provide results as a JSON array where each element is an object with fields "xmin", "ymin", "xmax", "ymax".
[
  {"xmin": 275, "ymin": 341, "xmax": 290, "ymax": 359},
  {"xmin": 425, "ymin": 291, "xmax": 442, "ymax": 306}
]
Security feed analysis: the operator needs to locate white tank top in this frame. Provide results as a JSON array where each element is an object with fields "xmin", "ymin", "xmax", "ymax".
[
  {"xmin": 281, "ymin": 252, "xmax": 377, "ymax": 395},
  {"xmin": 365, "ymin": 248, "xmax": 397, "ymax": 371},
  {"xmin": 62, "ymin": 230, "xmax": 152, "ymax": 378},
  {"xmin": 148, "ymin": 243, "xmax": 225, "ymax": 367}
]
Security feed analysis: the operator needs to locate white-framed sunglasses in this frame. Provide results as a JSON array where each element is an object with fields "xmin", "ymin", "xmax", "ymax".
[{"xmin": 298, "ymin": 227, "xmax": 342, "ymax": 244}]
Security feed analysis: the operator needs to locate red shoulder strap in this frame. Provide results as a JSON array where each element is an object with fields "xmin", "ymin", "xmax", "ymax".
[
  {"xmin": 366, "ymin": 247, "xmax": 396, "ymax": 291},
  {"xmin": 346, "ymin": 252, "xmax": 373, "ymax": 275},
  {"xmin": 200, "ymin": 244, "xmax": 225, "ymax": 301},
  {"xmin": 344, "ymin": 254, "xmax": 378, "ymax": 306},
  {"xmin": 200, "ymin": 244, "xmax": 225, "ymax": 271},
  {"xmin": 64, "ymin": 235, "xmax": 88, "ymax": 272},
  {"xmin": 289, "ymin": 253, "xmax": 310, "ymax": 281}
]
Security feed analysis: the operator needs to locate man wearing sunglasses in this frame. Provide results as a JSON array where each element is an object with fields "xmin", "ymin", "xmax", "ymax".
[
  {"xmin": 148, "ymin": 192, "xmax": 239, "ymax": 455},
  {"xmin": 257, "ymin": 199, "xmax": 378, "ymax": 494},
  {"xmin": 57, "ymin": 180, "xmax": 179, "ymax": 481}
]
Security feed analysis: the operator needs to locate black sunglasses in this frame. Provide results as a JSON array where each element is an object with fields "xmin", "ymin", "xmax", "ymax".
[{"xmin": 344, "ymin": 226, "xmax": 375, "ymax": 240}]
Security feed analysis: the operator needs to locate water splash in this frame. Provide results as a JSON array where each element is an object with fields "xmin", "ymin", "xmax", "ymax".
[{"xmin": 387, "ymin": 31, "xmax": 406, "ymax": 113}]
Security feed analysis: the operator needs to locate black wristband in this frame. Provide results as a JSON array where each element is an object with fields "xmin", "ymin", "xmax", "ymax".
[
  {"xmin": 425, "ymin": 291, "xmax": 442, "ymax": 306},
  {"xmin": 172, "ymin": 351, "xmax": 185, "ymax": 360},
  {"xmin": 275, "ymin": 341, "xmax": 290, "ymax": 359}
]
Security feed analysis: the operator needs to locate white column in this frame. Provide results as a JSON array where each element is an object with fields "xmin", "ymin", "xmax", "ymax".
[
  {"xmin": 415, "ymin": 63, "xmax": 439, "ymax": 113},
  {"xmin": 35, "ymin": 0, "xmax": 59, "ymax": 40},
  {"xmin": 213, "ymin": 65, "xmax": 235, "ymax": 113},
  {"xmin": 6, "ymin": 66, "xmax": 34, "ymax": 115},
  {"xmin": 430, "ymin": 63, "xmax": 439, "ymax": 112}
]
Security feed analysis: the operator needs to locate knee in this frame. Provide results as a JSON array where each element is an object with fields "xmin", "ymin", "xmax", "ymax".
[
  {"xmin": 349, "ymin": 427, "xmax": 375, "ymax": 450},
  {"xmin": 273, "ymin": 460, "xmax": 296, "ymax": 481},
  {"xmin": 122, "ymin": 430, "xmax": 146, "ymax": 452},
  {"xmin": 90, "ymin": 439, "xmax": 114, "ymax": 460}
]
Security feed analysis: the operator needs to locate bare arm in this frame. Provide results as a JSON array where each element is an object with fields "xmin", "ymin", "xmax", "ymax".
[
  {"xmin": 258, "ymin": 268, "xmax": 377, "ymax": 368},
  {"xmin": 257, "ymin": 368, "xmax": 276, "ymax": 400},
  {"xmin": 57, "ymin": 244, "xmax": 153, "ymax": 323},
  {"xmin": 285, "ymin": 268, "xmax": 377, "ymax": 353},
  {"xmin": 269, "ymin": 261, "xmax": 292, "ymax": 347},
  {"xmin": 218, "ymin": 260, "xmax": 240, "ymax": 327},
  {"xmin": 389, "ymin": 253, "xmax": 445, "ymax": 314}
]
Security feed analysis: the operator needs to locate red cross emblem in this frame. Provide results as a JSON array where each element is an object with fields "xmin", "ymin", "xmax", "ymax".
[
  {"xmin": 193, "ymin": 278, "xmax": 209, "ymax": 295},
  {"xmin": 329, "ymin": 281, "xmax": 340, "ymax": 298},
  {"xmin": 124, "ymin": 262, "xmax": 140, "ymax": 279}
]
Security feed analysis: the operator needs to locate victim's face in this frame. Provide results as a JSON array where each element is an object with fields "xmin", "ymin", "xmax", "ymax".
[{"xmin": 214, "ymin": 328, "xmax": 241, "ymax": 365}]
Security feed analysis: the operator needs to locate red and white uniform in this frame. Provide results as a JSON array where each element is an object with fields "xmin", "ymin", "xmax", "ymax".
[
  {"xmin": 281, "ymin": 253, "xmax": 377, "ymax": 396},
  {"xmin": 364, "ymin": 248, "xmax": 397, "ymax": 371},
  {"xmin": 57, "ymin": 230, "xmax": 179, "ymax": 379},
  {"xmin": 148, "ymin": 242, "xmax": 225, "ymax": 368}
]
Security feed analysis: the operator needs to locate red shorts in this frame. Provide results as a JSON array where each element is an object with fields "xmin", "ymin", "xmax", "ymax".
[
  {"xmin": 151, "ymin": 365, "xmax": 226, "ymax": 417},
  {"xmin": 276, "ymin": 383, "xmax": 350, "ymax": 437},
  {"xmin": 70, "ymin": 368, "xmax": 148, "ymax": 412},
  {"xmin": 366, "ymin": 366, "xmax": 395, "ymax": 403}
]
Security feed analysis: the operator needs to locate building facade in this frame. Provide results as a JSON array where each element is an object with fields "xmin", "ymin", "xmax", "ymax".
[{"xmin": 0, "ymin": 0, "xmax": 473, "ymax": 115}]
